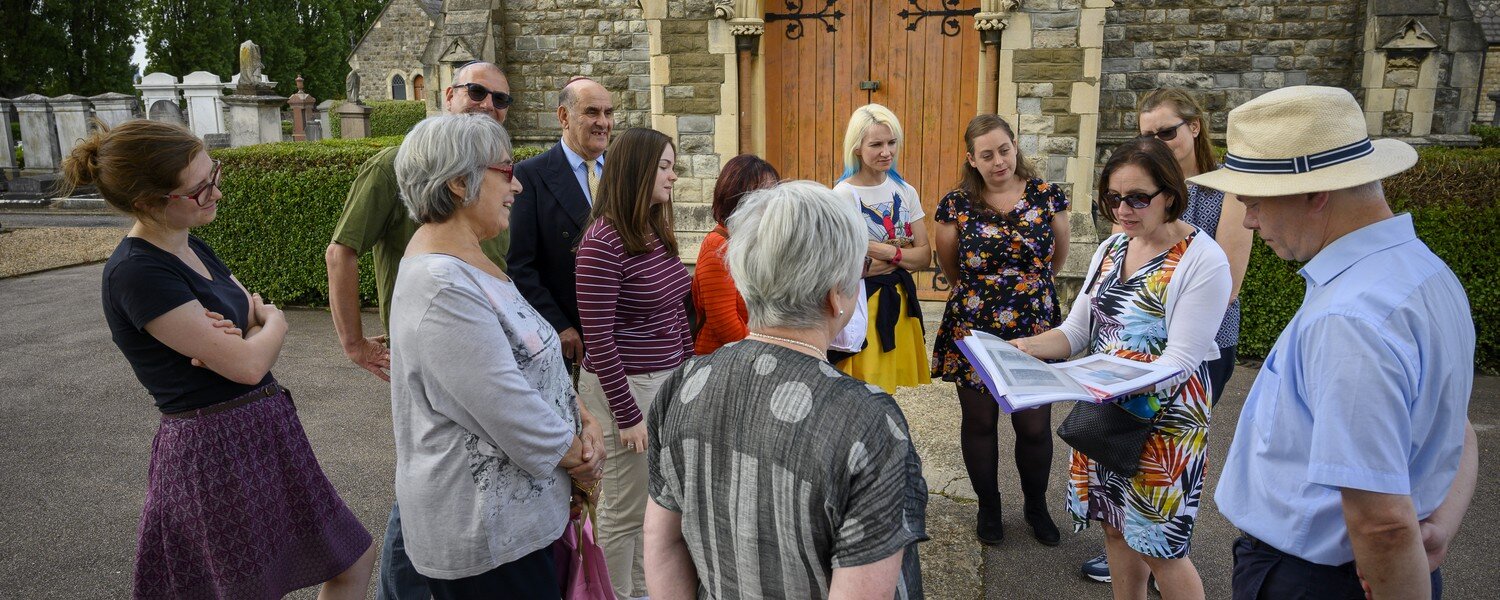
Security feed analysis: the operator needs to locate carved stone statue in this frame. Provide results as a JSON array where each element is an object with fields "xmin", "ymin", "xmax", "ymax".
[
  {"xmin": 237, "ymin": 40, "xmax": 268, "ymax": 94},
  {"xmin": 345, "ymin": 70, "xmax": 362, "ymax": 104}
]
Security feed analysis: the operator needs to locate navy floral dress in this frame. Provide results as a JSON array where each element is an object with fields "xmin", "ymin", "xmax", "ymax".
[{"xmin": 932, "ymin": 180, "xmax": 1070, "ymax": 390}]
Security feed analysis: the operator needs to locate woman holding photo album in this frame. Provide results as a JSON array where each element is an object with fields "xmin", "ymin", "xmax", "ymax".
[{"xmin": 1009, "ymin": 137, "xmax": 1230, "ymax": 600}]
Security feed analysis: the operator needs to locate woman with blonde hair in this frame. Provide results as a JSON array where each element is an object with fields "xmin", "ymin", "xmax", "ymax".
[
  {"xmin": 67, "ymin": 119, "xmax": 374, "ymax": 598},
  {"xmin": 575, "ymin": 127, "xmax": 693, "ymax": 599},
  {"xmin": 831, "ymin": 103, "xmax": 932, "ymax": 393}
]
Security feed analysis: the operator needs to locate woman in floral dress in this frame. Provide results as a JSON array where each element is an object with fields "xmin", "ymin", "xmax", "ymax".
[
  {"xmin": 1011, "ymin": 137, "xmax": 1230, "ymax": 600},
  {"xmin": 932, "ymin": 114, "xmax": 1069, "ymax": 547}
]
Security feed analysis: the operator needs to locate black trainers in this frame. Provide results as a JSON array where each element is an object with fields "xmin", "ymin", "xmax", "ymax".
[
  {"xmin": 1025, "ymin": 506, "xmax": 1060, "ymax": 546},
  {"xmin": 1081, "ymin": 551, "xmax": 1110, "ymax": 582},
  {"xmin": 976, "ymin": 507, "xmax": 1004, "ymax": 545}
]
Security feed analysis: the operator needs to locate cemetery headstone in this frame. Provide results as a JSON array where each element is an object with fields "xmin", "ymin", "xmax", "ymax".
[
  {"xmin": 49, "ymin": 95, "xmax": 92, "ymax": 159},
  {"xmin": 90, "ymin": 92, "xmax": 140, "ymax": 129},
  {"xmin": 13, "ymin": 94, "xmax": 62, "ymax": 172},
  {"xmin": 148, "ymin": 100, "xmax": 186, "ymax": 126},
  {"xmin": 135, "ymin": 72, "xmax": 181, "ymax": 119},
  {"xmin": 0, "ymin": 97, "xmax": 16, "ymax": 171},
  {"xmin": 288, "ymin": 75, "xmax": 316, "ymax": 142},
  {"xmin": 180, "ymin": 71, "xmax": 227, "ymax": 138}
]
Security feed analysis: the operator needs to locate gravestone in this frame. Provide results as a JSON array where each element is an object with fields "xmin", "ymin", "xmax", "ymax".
[
  {"xmin": 13, "ymin": 94, "xmax": 61, "ymax": 172},
  {"xmin": 0, "ymin": 97, "xmax": 15, "ymax": 171},
  {"xmin": 135, "ymin": 72, "xmax": 181, "ymax": 118},
  {"xmin": 90, "ymin": 92, "xmax": 139, "ymax": 128},
  {"xmin": 179, "ymin": 71, "xmax": 227, "ymax": 138},
  {"xmin": 336, "ymin": 102, "xmax": 372, "ymax": 139},
  {"xmin": 49, "ymin": 95, "xmax": 92, "ymax": 158},
  {"xmin": 148, "ymin": 99, "xmax": 186, "ymax": 126},
  {"xmin": 287, "ymin": 75, "xmax": 316, "ymax": 142},
  {"xmin": 222, "ymin": 40, "xmax": 286, "ymax": 147},
  {"xmin": 316, "ymin": 99, "xmax": 339, "ymax": 138}
]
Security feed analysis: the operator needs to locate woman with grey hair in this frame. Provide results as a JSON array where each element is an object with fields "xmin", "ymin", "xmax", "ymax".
[
  {"xmin": 643, "ymin": 180, "xmax": 930, "ymax": 599},
  {"xmin": 387, "ymin": 113, "xmax": 602, "ymax": 597}
]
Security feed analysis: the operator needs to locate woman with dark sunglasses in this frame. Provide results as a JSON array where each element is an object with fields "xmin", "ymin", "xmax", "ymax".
[
  {"xmin": 1011, "ymin": 137, "xmax": 1231, "ymax": 600},
  {"xmin": 931, "ymin": 114, "xmax": 1070, "ymax": 548},
  {"xmin": 63, "ymin": 119, "xmax": 376, "ymax": 598}
]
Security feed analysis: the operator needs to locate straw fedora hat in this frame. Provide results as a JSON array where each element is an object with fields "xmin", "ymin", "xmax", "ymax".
[{"xmin": 1188, "ymin": 85, "xmax": 1417, "ymax": 196}]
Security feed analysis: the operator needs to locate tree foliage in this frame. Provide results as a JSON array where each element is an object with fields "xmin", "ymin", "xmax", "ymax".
[{"xmin": 0, "ymin": 0, "xmax": 138, "ymax": 97}]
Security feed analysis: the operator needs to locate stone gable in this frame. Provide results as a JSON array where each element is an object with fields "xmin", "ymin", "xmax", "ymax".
[{"xmin": 349, "ymin": 0, "xmax": 437, "ymax": 103}]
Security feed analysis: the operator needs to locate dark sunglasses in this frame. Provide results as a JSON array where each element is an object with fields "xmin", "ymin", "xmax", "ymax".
[
  {"xmin": 164, "ymin": 160, "xmax": 222, "ymax": 207},
  {"xmin": 452, "ymin": 82, "xmax": 513, "ymax": 109},
  {"xmin": 1101, "ymin": 189, "xmax": 1162, "ymax": 210},
  {"xmin": 487, "ymin": 164, "xmax": 515, "ymax": 182},
  {"xmin": 1140, "ymin": 121, "xmax": 1188, "ymax": 142}
]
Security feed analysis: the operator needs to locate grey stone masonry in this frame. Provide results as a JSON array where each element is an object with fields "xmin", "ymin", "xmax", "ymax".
[
  {"xmin": 13, "ymin": 94, "xmax": 61, "ymax": 172},
  {"xmin": 49, "ymin": 95, "xmax": 92, "ymax": 160},
  {"xmin": 0, "ymin": 97, "xmax": 15, "ymax": 170},
  {"xmin": 502, "ymin": 0, "xmax": 650, "ymax": 144},
  {"xmin": 351, "ymin": 0, "xmax": 435, "ymax": 104},
  {"xmin": 1100, "ymin": 1, "xmax": 1365, "ymax": 138},
  {"xmin": 90, "ymin": 93, "xmax": 140, "ymax": 129}
]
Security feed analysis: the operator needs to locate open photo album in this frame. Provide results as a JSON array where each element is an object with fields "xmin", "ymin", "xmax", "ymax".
[{"xmin": 956, "ymin": 331, "xmax": 1182, "ymax": 413}]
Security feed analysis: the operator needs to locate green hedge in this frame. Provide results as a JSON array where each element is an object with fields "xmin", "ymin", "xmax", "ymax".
[
  {"xmin": 1239, "ymin": 147, "xmax": 1500, "ymax": 372},
  {"xmin": 196, "ymin": 137, "xmax": 547, "ymax": 308},
  {"xmin": 368, "ymin": 100, "xmax": 428, "ymax": 137},
  {"xmin": 1473, "ymin": 123, "xmax": 1499, "ymax": 148}
]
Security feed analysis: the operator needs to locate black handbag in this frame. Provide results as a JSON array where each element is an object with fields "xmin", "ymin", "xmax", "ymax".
[{"xmin": 1056, "ymin": 389, "xmax": 1179, "ymax": 477}]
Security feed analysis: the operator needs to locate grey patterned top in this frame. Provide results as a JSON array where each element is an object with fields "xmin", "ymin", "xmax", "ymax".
[
  {"xmin": 389, "ymin": 254, "xmax": 579, "ymax": 579},
  {"xmin": 1181, "ymin": 182, "xmax": 1242, "ymax": 348},
  {"xmin": 648, "ymin": 340, "xmax": 929, "ymax": 599}
]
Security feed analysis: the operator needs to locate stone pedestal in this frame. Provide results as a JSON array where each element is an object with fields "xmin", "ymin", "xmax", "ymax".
[
  {"xmin": 316, "ymin": 100, "xmax": 339, "ymax": 139},
  {"xmin": 336, "ymin": 102, "xmax": 373, "ymax": 139},
  {"xmin": 49, "ymin": 95, "xmax": 92, "ymax": 158},
  {"xmin": 90, "ymin": 92, "xmax": 139, "ymax": 129},
  {"xmin": 222, "ymin": 94, "xmax": 287, "ymax": 147},
  {"xmin": 0, "ymin": 97, "xmax": 16, "ymax": 172},
  {"xmin": 135, "ymin": 72, "xmax": 181, "ymax": 124},
  {"xmin": 13, "ymin": 94, "xmax": 61, "ymax": 173},
  {"xmin": 287, "ymin": 75, "xmax": 316, "ymax": 142},
  {"xmin": 180, "ymin": 71, "xmax": 227, "ymax": 138}
]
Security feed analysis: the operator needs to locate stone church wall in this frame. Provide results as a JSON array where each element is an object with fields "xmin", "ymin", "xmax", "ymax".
[{"xmin": 350, "ymin": 0, "xmax": 436, "ymax": 103}]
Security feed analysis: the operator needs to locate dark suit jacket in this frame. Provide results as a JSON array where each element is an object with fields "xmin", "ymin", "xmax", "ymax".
[{"xmin": 508, "ymin": 142, "xmax": 591, "ymax": 334}]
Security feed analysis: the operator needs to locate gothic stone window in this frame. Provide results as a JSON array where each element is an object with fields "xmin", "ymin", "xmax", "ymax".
[{"xmin": 391, "ymin": 74, "xmax": 407, "ymax": 100}]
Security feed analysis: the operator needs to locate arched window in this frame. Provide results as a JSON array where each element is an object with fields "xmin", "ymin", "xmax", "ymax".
[{"xmin": 391, "ymin": 74, "xmax": 406, "ymax": 100}]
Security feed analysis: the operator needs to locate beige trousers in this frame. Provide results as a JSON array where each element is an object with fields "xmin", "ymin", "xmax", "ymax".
[{"xmin": 578, "ymin": 369, "xmax": 671, "ymax": 600}]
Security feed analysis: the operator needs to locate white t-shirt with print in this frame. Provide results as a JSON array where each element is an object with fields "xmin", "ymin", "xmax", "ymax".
[{"xmin": 834, "ymin": 176, "xmax": 924, "ymax": 243}]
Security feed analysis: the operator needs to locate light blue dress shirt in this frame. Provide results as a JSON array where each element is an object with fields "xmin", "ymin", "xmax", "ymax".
[
  {"xmin": 1216, "ymin": 213, "xmax": 1474, "ymax": 566},
  {"xmin": 558, "ymin": 138, "xmax": 604, "ymax": 205}
]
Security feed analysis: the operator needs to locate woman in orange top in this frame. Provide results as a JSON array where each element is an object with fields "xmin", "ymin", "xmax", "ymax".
[{"xmin": 691, "ymin": 154, "xmax": 779, "ymax": 355}]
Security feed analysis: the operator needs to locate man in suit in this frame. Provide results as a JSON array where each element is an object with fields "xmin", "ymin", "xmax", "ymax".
[{"xmin": 508, "ymin": 76, "xmax": 615, "ymax": 363}]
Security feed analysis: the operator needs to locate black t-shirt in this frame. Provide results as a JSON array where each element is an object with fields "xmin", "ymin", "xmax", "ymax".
[{"xmin": 102, "ymin": 236, "xmax": 274, "ymax": 413}]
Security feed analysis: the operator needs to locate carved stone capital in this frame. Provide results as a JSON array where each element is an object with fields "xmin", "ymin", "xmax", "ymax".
[
  {"xmin": 729, "ymin": 21, "xmax": 766, "ymax": 36},
  {"xmin": 975, "ymin": 0, "xmax": 1017, "ymax": 31}
]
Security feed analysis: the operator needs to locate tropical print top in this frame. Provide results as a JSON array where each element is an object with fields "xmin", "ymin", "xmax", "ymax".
[
  {"xmin": 930, "ymin": 181, "xmax": 1069, "ymax": 389},
  {"xmin": 1065, "ymin": 232, "xmax": 1213, "ymax": 559}
]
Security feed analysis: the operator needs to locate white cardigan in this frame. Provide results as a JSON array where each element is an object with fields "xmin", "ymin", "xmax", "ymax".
[{"xmin": 1057, "ymin": 230, "xmax": 1232, "ymax": 393}]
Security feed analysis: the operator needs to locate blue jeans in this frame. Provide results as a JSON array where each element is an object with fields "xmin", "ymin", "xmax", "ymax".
[{"xmin": 377, "ymin": 501, "xmax": 432, "ymax": 600}]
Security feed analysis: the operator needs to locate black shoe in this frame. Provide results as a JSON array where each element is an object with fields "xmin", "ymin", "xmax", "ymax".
[
  {"xmin": 976, "ymin": 506, "xmax": 1004, "ymax": 545},
  {"xmin": 1025, "ymin": 506, "xmax": 1060, "ymax": 546}
]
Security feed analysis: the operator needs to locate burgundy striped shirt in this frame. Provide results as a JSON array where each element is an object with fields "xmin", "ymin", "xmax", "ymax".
[{"xmin": 576, "ymin": 219, "xmax": 693, "ymax": 428}]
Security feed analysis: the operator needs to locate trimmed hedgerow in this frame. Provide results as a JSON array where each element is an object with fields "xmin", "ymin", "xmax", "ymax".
[
  {"xmin": 195, "ymin": 136, "xmax": 547, "ymax": 308},
  {"xmin": 1471, "ymin": 123, "xmax": 1499, "ymax": 148},
  {"xmin": 368, "ymin": 100, "xmax": 427, "ymax": 137},
  {"xmin": 1238, "ymin": 147, "xmax": 1500, "ymax": 373}
]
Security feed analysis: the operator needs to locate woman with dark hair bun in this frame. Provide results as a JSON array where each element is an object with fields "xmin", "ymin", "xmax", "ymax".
[
  {"xmin": 691, "ymin": 153, "xmax": 779, "ymax": 355},
  {"xmin": 64, "ymin": 119, "xmax": 374, "ymax": 598}
]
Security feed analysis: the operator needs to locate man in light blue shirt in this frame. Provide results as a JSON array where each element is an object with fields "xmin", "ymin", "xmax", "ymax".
[{"xmin": 1190, "ymin": 86, "xmax": 1477, "ymax": 600}]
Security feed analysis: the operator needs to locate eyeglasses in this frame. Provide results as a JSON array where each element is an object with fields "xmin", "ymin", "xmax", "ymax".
[
  {"xmin": 487, "ymin": 164, "xmax": 514, "ymax": 182},
  {"xmin": 1141, "ymin": 121, "xmax": 1188, "ymax": 142},
  {"xmin": 451, "ymin": 82, "xmax": 513, "ymax": 109},
  {"xmin": 1101, "ymin": 189, "xmax": 1162, "ymax": 210},
  {"xmin": 164, "ymin": 160, "xmax": 222, "ymax": 207}
]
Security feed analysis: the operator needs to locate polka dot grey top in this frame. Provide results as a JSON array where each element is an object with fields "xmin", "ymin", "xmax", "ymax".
[{"xmin": 647, "ymin": 340, "xmax": 929, "ymax": 599}]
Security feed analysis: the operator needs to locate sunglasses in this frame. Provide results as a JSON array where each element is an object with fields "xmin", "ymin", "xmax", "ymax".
[
  {"xmin": 1101, "ymin": 189, "xmax": 1162, "ymax": 210},
  {"xmin": 452, "ymin": 82, "xmax": 513, "ymax": 109},
  {"xmin": 487, "ymin": 164, "xmax": 515, "ymax": 182},
  {"xmin": 1140, "ymin": 121, "xmax": 1188, "ymax": 142},
  {"xmin": 164, "ymin": 160, "xmax": 222, "ymax": 207}
]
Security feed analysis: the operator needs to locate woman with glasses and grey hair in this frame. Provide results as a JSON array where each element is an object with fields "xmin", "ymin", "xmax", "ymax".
[
  {"xmin": 644, "ymin": 180, "xmax": 929, "ymax": 599},
  {"xmin": 387, "ymin": 113, "xmax": 603, "ymax": 597}
]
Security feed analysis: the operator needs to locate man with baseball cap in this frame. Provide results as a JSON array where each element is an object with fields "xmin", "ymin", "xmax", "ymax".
[{"xmin": 1196, "ymin": 86, "xmax": 1477, "ymax": 599}]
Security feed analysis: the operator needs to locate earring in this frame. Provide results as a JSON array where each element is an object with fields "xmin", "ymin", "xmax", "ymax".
[{"xmin": 838, "ymin": 309, "xmax": 845, "ymax": 316}]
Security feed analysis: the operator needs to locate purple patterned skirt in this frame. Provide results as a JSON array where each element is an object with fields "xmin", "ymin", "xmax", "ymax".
[{"xmin": 133, "ymin": 385, "xmax": 372, "ymax": 599}]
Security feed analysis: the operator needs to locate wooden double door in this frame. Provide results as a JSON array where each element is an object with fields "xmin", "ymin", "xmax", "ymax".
[{"xmin": 764, "ymin": 0, "xmax": 981, "ymax": 298}]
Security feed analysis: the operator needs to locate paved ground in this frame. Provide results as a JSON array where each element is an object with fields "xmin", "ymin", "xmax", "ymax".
[{"xmin": 1, "ymin": 263, "xmax": 1495, "ymax": 598}]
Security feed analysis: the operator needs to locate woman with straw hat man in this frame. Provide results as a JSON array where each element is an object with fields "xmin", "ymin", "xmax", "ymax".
[{"xmin": 1199, "ymin": 85, "xmax": 1477, "ymax": 600}]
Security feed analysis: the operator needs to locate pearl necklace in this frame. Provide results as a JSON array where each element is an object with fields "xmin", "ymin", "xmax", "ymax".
[{"xmin": 747, "ymin": 332, "xmax": 825, "ymax": 359}]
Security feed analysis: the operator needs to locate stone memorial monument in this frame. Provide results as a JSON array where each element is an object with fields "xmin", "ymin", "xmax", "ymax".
[
  {"xmin": 288, "ymin": 75, "xmax": 316, "ymax": 142},
  {"xmin": 221, "ymin": 40, "xmax": 287, "ymax": 147},
  {"xmin": 49, "ymin": 95, "xmax": 92, "ymax": 158},
  {"xmin": 90, "ymin": 92, "xmax": 140, "ymax": 129},
  {"xmin": 13, "ymin": 94, "xmax": 62, "ymax": 173},
  {"xmin": 180, "ymin": 71, "xmax": 228, "ymax": 138},
  {"xmin": 0, "ymin": 97, "xmax": 16, "ymax": 172},
  {"xmin": 315, "ymin": 99, "xmax": 339, "ymax": 139},
  {"xmin": 135, "ymin": 72, "xmax": 181, "ymax": 122},
  {"xmin": 336, "ymin": 69, "xmax": 372, "ymax": 139}
]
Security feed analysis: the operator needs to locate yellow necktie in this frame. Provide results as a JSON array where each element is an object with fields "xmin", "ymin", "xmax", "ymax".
[{"xmin": 585, "ymin": 160, "xmax": 599, "ymax": 203}]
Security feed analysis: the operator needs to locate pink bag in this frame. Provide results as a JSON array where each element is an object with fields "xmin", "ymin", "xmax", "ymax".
[{"xmin": 554, "ymin": 502, "xmax": 613, "ymax": 600}]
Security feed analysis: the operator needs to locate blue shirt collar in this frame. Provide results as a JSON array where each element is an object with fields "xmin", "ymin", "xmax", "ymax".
[
  {"xmin": 558, "ymin": 138, "xmax": 603, "ymax": 172},
  {"xmin": 1298, "ymin": 213, "xmax": 1417, "ymax": 287}
]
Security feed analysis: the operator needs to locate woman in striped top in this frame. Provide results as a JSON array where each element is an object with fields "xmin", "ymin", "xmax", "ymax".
[
  {"xmin": 691, "ymin": 154, "xmax": 780, "ymax": 355},
  {"xmin": 575, "ymin": 127, "xmax": 693, "ymax": 599}
]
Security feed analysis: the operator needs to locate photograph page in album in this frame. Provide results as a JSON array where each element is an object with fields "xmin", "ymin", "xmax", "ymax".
[{"xmin": 957, "ymin": 331, "xmax": 1181, "ymax": 413}]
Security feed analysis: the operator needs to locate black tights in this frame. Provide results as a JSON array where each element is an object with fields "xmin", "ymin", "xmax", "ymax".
[{"xmin": 958, "ymin": 385, "xmax": 1053, "ymax": 511}]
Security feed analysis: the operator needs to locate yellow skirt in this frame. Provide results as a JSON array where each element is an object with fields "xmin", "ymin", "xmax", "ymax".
[{"xmin": 838, "ymin": 284, "xmax": 931, "ymax": 394}]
